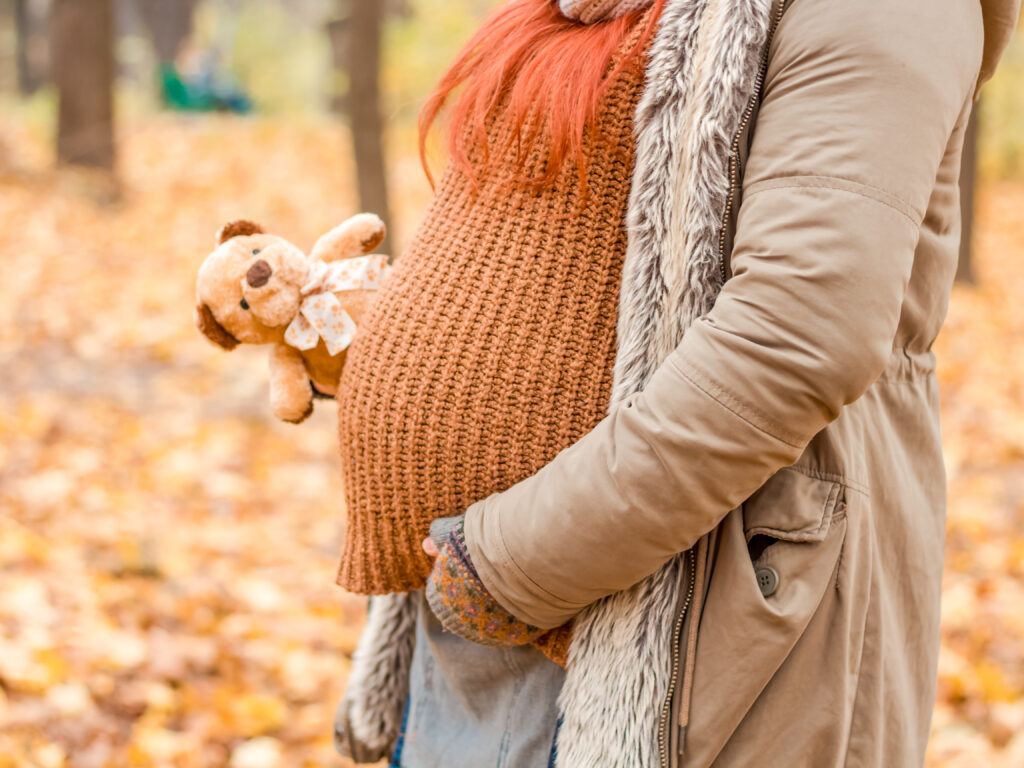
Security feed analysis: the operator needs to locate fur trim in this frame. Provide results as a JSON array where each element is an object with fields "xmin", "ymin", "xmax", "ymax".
[
  {"xmin": 341, "ymin": 591, "xmax": 419, "ymax": 757},
  {"xmin": 558, "ymin": 554, "xmax": 686, "ymax": 767},
  {"xmin": 612, "ymin": 0, "xmax": 771, "ymax": 401},
  {"xmin": 556, "ymin": 1, "xmax": 773, "ymax": 767}
]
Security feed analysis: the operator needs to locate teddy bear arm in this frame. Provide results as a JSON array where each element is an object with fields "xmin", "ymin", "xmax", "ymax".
[
  {"xmin": 269, "ymin": 343, "xmax": 314, "ymax": 424},
  {"xmin": 309, "ymin": 213, "xmax": 386, "ymax": 263}
]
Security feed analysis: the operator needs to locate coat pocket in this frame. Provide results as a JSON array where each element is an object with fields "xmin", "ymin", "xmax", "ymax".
[
  {"xmin": 742, "ymin": 466, "xmax": 846, "ymax": 565},
  {"xmin": 682, "ymin": 467, "xmax": 850, "ymax": 766},
  {"xmin": 744, "ymin": 467, "xmax": 844, "ymax": 542}
]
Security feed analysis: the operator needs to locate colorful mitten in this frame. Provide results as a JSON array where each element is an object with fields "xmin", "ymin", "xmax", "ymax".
[{"xmin": 425, "ymin": 514, "xmax": 547, "ymax": 647}]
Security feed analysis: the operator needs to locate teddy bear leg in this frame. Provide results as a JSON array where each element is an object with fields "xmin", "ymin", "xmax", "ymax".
[{"xmin": 269, "ymin": 344, "xmax": 314, "ymax": 424}]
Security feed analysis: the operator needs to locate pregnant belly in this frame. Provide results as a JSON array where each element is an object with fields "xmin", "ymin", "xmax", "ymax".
[{"xmin": 333, "ymin": 245, "xmax": 620, "ymax": 593}]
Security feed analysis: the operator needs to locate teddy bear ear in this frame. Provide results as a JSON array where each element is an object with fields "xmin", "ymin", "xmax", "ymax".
[
  {"xmin": 216, "ymin": 219, "xmax": 265, "ymax": 246},
  {"xmin": 195, "ymin": 304, "xmax": 240, "ymax": 350}
]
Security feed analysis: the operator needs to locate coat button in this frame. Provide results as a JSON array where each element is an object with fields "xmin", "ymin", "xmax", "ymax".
[{"xmin": 755, "ymin": 566, "xmax": 779, "ymax": 597}]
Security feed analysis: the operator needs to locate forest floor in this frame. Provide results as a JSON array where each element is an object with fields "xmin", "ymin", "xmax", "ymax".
[{"xmin": 1, "ymin": 114, "xmax": 1023, "ymax": 768}]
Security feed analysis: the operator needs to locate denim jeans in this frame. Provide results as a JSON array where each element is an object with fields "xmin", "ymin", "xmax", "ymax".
[{"xmin": 391, "ymin": 593, "xmax": 565, "ymax": 767}]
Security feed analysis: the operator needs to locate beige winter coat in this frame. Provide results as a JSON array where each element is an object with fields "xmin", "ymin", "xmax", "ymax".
[{"xmin": 458, "ymin": 0, "xmax": 1021, "ymax": 766}]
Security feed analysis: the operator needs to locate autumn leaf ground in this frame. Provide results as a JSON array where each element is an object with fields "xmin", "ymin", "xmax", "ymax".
[{"xmin": 0, "ymin": 113, "xmax": 1022, "ymax": 768}]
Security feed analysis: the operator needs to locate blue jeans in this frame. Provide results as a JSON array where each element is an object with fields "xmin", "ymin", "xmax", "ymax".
[{"xmin": 391, "ymin": 594, "xmax": 565, "ymax": 767}]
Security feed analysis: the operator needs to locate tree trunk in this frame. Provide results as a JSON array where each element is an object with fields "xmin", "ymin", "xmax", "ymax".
[
  {"xmin": 15, "ymin": 0, "xmax": 33, "ymax": 95},
  {"xmin": 51, "ymin": 0, "xmax": 116, "ymax": 171},
  {"xmin": 326, "ymin": 17, "xmax": 348, "ymax": 116},
  {"xmin": 345, "ymin": 0, "xmax": 392, "ymax": 250},
  {"xmin": 15, "ymin": 0, "xmax": 49, "ymax": 95},
  {"xmin": 956, "ymin": 102, "xmax": 979, "ymax": 284}
]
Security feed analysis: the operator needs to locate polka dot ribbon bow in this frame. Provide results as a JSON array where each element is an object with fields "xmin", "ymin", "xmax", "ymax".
[{"xmin": 284, "ymin": 255, "xmax": 387, "ymax": 356}]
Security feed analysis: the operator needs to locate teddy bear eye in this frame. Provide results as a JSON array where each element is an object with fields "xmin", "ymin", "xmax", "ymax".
[
  {"xmin": 240, "ymin": 298, "xmax": 250, "ymax": 310},
  {"xmin": 252, "ymin": 249, "xmax": 260, "ymax": 255}
]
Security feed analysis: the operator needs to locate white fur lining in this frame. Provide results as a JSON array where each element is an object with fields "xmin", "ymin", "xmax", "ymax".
[
  {"xmin": 557, "ymin": 2, "xmax": 773, "ymax": 765},
  {"xmin": 342, "ymin": 591, "xmax": 419, "ymax": 756}
]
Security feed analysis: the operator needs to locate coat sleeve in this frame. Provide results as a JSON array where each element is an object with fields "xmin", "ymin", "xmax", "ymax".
[{"xmin": 462, "ymin": 0, "xmax": 985, "ymax": 628}]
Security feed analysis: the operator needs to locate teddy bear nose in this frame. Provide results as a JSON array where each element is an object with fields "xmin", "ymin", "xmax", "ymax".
[{"xmin": 246, "ymin": 259, "xmax": 272, "ymax": 288}]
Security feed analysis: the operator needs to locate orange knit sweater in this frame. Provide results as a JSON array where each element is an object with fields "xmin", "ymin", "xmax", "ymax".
[{"xmin": 336, "ymin": 28, "xmax": 648, "ymax": 601}]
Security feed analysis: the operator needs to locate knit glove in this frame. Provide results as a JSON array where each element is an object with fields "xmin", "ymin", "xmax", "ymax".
[{"xmin": 425, "ymin": 514, "xmax": 547, "ymax": 647}]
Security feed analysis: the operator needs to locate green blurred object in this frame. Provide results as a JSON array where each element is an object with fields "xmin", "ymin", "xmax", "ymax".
[
  {"xmin": 158, "ymin": 63, "xmax": 211, "ymax": 111},
  {"xmin": 158, "ymin": 61, "xmax": 251, "ymax": 114}
]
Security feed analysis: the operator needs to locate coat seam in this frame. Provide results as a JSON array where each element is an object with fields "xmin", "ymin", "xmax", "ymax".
[
  {"xmin": 743, "ymin": 174, "xmax": 923, "ymax": 226},
  {"xmin": 840, "ymin": 534, "xmax": 873, "ymax": 768},
  {"xmin": 670, "ymin": 357, "xmax": 806, "ymax": 449},
  {"xmin": 495, "ymin": 506, "xmax": 592, "ymax": 613},
  {"xmin": 834, "ymin": 506, "xmax": 848, "ymax": 592},
  {"xmin": 785, "ymin": 465, "xmax": 870, "ymax": 498}
]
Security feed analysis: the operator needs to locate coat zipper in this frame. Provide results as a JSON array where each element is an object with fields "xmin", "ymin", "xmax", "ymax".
[
  {"xmin": 658, "ymin": 4, "xmax": 790, "ymax": 767},
  {"xmin": 658, "ymin": 548, "xmax": 696, "ymax": 768},
  {"xmin": 717, "ymin": 0, "xmax": 789, "ymax": 285}
]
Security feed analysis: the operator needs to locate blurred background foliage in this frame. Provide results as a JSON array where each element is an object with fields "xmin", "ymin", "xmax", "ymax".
[
  {"xmin": 980, "ymin": 27, "xmax": 1024, "ymax": 180},
  {"xmin": 4, "ymin": 0, "xmax": 1022, "ymax": 177},
  {"xmin": 0, "ymin": 2, "xmax": 1022, "ymax": 768}
]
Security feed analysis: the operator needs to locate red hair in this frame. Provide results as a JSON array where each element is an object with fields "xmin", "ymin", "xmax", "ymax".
[{"xmin": 418, "ymin": 0, "xmax": 665, "ymax": 193}]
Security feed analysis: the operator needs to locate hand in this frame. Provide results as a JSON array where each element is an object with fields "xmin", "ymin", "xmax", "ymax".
[{"xmin": 423, "ymin": 514, "xmax": 546, "ymax": 647}]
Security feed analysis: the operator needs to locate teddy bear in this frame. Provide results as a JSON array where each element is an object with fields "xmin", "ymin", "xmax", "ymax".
[{"xmin": 195, "ymin": 214, "xmax": 388, "ymax": 423}]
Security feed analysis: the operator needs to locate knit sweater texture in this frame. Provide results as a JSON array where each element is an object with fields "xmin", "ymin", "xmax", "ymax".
[
  {"xmin": 335, "ymin": 20, "xmax": 649, "ymax": 625},
  {"xmin": 560, "ymin": 0, "xmax": 653, "ymax": 22}
]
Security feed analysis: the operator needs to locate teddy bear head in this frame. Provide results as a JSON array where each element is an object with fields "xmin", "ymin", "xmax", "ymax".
[{"xmin": 195, "ymin": 220, "xmax": 312, "ymax": 349}]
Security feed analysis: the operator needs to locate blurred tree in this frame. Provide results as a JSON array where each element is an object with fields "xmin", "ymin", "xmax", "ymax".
[
  {"xmin": 51, "ymin": 0, "xmax": 116, "ymax": 171},
  {"xmin": 136, "ymin": 0, "xmax": 197, "ymax": 63},
  {"xmin": 327, "ymin": 17, "xmax": 346, "ymax": 114},
  {"xmin": 14, "ymin": 0, "xmax": 47, "ymax": 95},
  {"xmin": 14, "ymin": 0, "xmax": 33, "ymax": 94},
  {"xmin": 957, "ymin": 105, "xmax": 979, "ymax": 284},
  {"xmin": 335, "ymin": 0, "xmax": 392, "ymax": 251}
]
